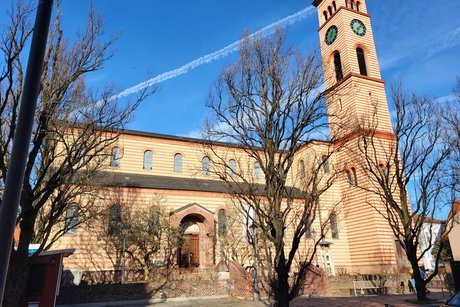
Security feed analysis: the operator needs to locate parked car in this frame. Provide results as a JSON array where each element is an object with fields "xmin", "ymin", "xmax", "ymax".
[{"xmin": 444, "ymin": 291, "xmax": 460, "ymax": 306}]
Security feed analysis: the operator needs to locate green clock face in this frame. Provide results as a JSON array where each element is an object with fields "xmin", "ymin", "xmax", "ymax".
[
  {"xmin": 325, "ymin": 25, "xmax": 338, "ymax": 45},
  {"xmin": 351, "ymin": 19, "xmax": 366, "ymax": 36}
]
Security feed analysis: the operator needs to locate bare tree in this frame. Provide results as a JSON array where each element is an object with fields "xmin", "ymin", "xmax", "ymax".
[
  {"xmin": 204, "ymin": 30, "xmax": 339, "ymax": 306},
  {"xmin": 353, "ymin": 83, "xmax": 452, "ymax": 301},
  {"xmin": 0, "ymin": 2, "xmax": 152, "ymax": 305},
  {"xmin": 101, "ymin": 191, "xmax": 180, "ymax": 281},
  {"xmin": 444, "ymin": 77, "xmax": 460, "ymax": 192}
]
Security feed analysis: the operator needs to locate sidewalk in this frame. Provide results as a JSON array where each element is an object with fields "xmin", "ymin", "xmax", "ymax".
[
  {"xmin": 57, "ymin": 291, "xmax": 451, "ymax": 307},
  {"xmin": 150, "ymin": 292, "xmax": 449, "ymax": 307}
]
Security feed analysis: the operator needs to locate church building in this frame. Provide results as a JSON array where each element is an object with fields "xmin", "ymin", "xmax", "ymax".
[{"xmin": 54, "ymin": 0, "xmax": 406, "ymax": 283}]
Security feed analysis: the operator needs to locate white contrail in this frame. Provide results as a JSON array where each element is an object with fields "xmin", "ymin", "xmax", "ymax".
[{"xmin": 111, "ymin": 6, "xmax": 315, "ymax": 100}]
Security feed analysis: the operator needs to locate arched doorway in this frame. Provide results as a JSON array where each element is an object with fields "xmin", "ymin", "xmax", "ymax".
[
  {"xmin": 179, "ymin": 220, "xmax": 201, "ymax": 268},
  {"xmin": 171, "ymin": 203, "xmax": 215, "ymax": 269}
]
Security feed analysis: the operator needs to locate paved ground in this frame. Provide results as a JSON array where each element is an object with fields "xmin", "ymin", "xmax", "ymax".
[{"xmin": 149, "ymin": 291, "xmax": 451, "ymax": 307}]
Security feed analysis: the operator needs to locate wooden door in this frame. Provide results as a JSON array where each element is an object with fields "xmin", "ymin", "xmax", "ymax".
[{"xmin": 180, "ymin": 234, "xmax": 200, "ymax": 268}]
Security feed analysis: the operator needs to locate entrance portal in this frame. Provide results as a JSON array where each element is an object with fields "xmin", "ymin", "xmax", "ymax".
[
  {"xmin": 171, "ymin": 203, "xmax": 216, "ymax": 269},
  {"xmin": 180, "ymin": 233, "xmax": 200, "ymax": 268}
]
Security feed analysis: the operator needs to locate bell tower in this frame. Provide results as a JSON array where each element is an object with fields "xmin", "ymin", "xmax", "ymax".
[
  {"xmin": 313, "ymin": 0, "xmax": 400, "ymax": 273},
  {"xmin": 314, "ymin": 0, "xmax": 393, "ymax": 138}
]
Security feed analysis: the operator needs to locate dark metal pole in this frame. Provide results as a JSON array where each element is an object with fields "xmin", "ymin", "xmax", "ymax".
[
  {"xmin": 0, "ymin": 0, "xmax": 54, "ymax": 303},
  {"xmin": 250, "ymin": 224, "xmax": 260, "ymax": 301}
]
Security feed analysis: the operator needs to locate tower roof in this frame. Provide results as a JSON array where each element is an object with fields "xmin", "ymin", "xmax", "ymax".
[{"xmin": 312, "ymin": 0, "xmax": 323, "ymax": 7}]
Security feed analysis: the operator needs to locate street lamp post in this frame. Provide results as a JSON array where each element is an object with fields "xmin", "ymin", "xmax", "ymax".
[
  {"xmin": 250, "ymin": 223, "xmax": 260, "ymax": 301},
  {"xmin": 0, "ymin": 0, "xmax": 54, "ymax": 303},
  {"xmin": 121, "ymin": 237, "xmax": 126, "ymax": 284}
]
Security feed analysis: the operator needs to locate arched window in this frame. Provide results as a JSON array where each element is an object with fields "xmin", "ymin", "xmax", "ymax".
[
  {"xmin": 110, "ymin": 147, "xmax": 122, "ymax": 167},
  {"xmin": 322, "ymin": 155, "xmax": 330, "ymax": 173},
  {"xmin": 299, "ymin": 160, "xmax": 306, "ymax": 178},
  {"xmin": 254, "ymin": 162, "xmax": 261, "ymax": 179},
  {"xmin": 229, "ymin": 159, "xmax": 237, "ymax": 177},
  {"xmin": 334, "ymin": 52, "xmax": 343, "ymax": 82},
  {"xmin": 242, "ymin": 204, "xmax": 255, "ymax": 242},
  {"xmin": 347, "ymin": 167, "xmax": 358, "ymax": 187},
  {"xmin": 345, "ymin": 0, "xmax": 349, "ymax": 8},
  {"xmin": 378, "ymin": 163, "xmax": 389, "ymax": 178},
  {"xmin": 328, "ymin": 6, "xmax": 333, "ymax": 16},
  {"xmin": 356, "ymin": 47, "xmax": 368, "ymax": 76},
  {"xmin": 108, "ymin": 204, "xmax": 121, "ymax": 236},
  {"xmin": 323, "ymin": 11, "xmax": 328, "ymax": 22},
  {"xmin": 356, "ymin": 1, "xmax": 360, "ymax": 11},
  {"xmin": 148, "ymin": 207, "xmax": 160, "ymax": 236},
  {"xmin": 143, "ymin": 150, "xmax": 153, "ymax": 170},
  {"xmin": 305, "ymin": 215, "xmax": 313, "ymax": 239},
  {"xmin": 76, "ymin": 144, "xmax": 86, "ymax": 165},
  {"xmin": 202, "ymin": 156, "xmax": 210, "ymax": 175},
  {"xmin": 350, "ymin": 0, "xmax": 355, "ymax": 10},
  {"xmin": 174, "ymin": 153, "xmax": 182, "ymax": 173},
  {"xmin": 332, "ymin": 1, "xmax": 337, "ymax": 11},
  {"xmin": 65, "ymin": 204, "xmax": 79, "ymax": 234},
  {"xmin": 218, "ymin": 209, "xmax": 227, "ymax": 237},
  {"xmin": 330, "ymin": 213, "xmax": 339, "ymax": 238}
]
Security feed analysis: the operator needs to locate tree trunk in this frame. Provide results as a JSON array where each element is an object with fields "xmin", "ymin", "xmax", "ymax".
[
  {"xmin": 4, "ymin": 206, "xmax": 37, "ymax": 306},
  {"xmin": 273, "ymin": 259, "xmax": 291, "ymax": 307},
  {"xmin": 407, "ymin": 246, "xmax": 427, "ymax": 301},
  {"xmin": 4, "ymin": 251, "xmax": 31, "ymax": 307}
]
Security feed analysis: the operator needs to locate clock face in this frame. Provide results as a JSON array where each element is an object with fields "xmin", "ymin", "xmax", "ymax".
[
  {"xmin": 325, "ymin": 25, "xmax": 338, "ymax": 45},
  {"xmin": 350, "ymin": 19, "xmax": 366, "ymax": 36}
]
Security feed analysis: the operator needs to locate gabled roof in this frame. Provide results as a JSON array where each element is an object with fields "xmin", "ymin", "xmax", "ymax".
[{"xmin": 414, "ymin": 213, "xmax": 445, "ymax": 225}]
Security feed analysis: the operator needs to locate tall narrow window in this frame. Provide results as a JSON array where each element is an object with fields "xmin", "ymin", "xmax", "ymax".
[
  {"xmin": 218, "ymin": 209, "xmax": 227, "ymax": 237},
  {"xmin": 229, "ymin": 159, "xmax": 237, "ymax": 177},
  {"xmin": 356, "ymin": 1, "xmax": 360, "ymax": 11},
  {"xmin": 328, "ymin": 6, "xmax": 333, "ymax": 16},
  {"xmin": 330, "ymin": 213, "xmax": 339, "ymax": 239},
  {"xmin": 347, "ymin": 167, "xmax": 358, "ymax": 187},
  {"xmin": 322, "ymin": 155, "xmax": 330, "ymax": 173},
  {"xmin": 148, "ymin": 207, "xmax": 160, "ymax": 235},
  {"xmin": 65, "ymin": 204, "xmax": 79, "ymax": 234},
  {"xmin": 356, "ymin": 47, "xmax": 368, "ymax": 76},
  {"xmin": 345, "ymin": 0, "xmax": 349, "ymax": 8},
  {"xmin": 323, "ymin": 11, "xmax": 328, "ymax": 22},
  {"xmin": 76, "ymin": 144, "xmax": 86, "ymax": 165},
  {"xmin": 332, "ymin": 1, "xmax": 337, "ymax": 11},
  {"xmin": 242, "ymin": 204, "xmax": 255, "ymax": 242},
  {"xmin": 174, "ymin": 153, "xmax": 182, "ymax": 173},
  {"xmin": 254, "ymin": 162, "xmax": 261, "ymax": 180},
  {"xmin": 350, "ymin": 0, "xmax": 355, "ymax": 10},
  {"xmin": 143, "ymin": 150, "xmax": 153, "ymax": 170},
  {"xmin": 202, "ymin": 156, "xmax": 210, "ymax": 175},
  {"xmin": 299, "ymin": 160, "xmax": 306, "ymax": 178},
  {"xmin": 108, "ymin": 204, "xmax": 121, "ymax": 236},
  {"xmin": 110, "ymin": 147, "xmax": 122, "ymax": 167},
  {"xmin": 334, "ymin": 52, "xmax": 343, "ymax": 82},
  {"xmin": 378, "ymin": 163, "xmax": 389, "ymax": 178},
  {"xmin": 305, "ymin": 216, "xmax": 313, "ymax": 239}
]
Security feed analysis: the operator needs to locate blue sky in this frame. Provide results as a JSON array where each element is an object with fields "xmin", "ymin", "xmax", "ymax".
[{"xmin": 2, "ymin": 0, "xmax": 460, "ymax": 137}]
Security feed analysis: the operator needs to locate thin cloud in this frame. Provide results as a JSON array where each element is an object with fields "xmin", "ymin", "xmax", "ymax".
[
  {"xmin": 110, "ymin": 6, "xmax": 315, "ymax": 100},
  {"xmin": 380, "ymin": 26, "xmax": 460, "ymax": 70}
]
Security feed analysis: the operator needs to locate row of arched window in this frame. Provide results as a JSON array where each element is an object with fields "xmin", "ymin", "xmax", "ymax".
[
  {"xmin": 298, "ymin": 155, "xmax": 330, "ymax": 178},
  {"xmin": 305, "ymin": 212, "xmax": 339, "ymax": 239},
  {"xmin": 323, "ymin": 1, "xmax": 337, "ymax": 21},
  {"xmin": 323, "ymin": 0, "xmax": 361, "ymax": 22},
  {"xmin": 109, "ymin": 147, "xmax": 264, "ymax": 179},
  {"xmin": 345, "ymin": 164, "xmax": 389, "ymax": 188},
  {"xmin": 65, "ymin": 202, "xmax": 229, "ymax": 237},
  {"xmin": 345, "ymin": 0, "xmax": 361, "ymax": 12},
  {"xmin": 333, "ymin": 47, "xmax": 368, "ymax": 82}
]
